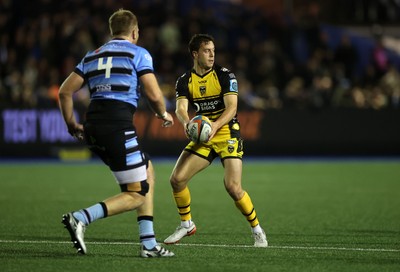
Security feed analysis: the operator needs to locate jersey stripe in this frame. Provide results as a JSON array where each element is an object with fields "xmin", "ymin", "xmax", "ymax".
[{"xmin": 89, "ymin": 85, "xmax": 130, "ymax": 93}]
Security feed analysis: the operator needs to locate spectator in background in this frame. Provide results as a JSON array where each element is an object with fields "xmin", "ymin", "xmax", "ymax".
[
  {"xmin": 334, "ymin": 34, "xmax": 358, "ymax": 80},
  {"xmin": 380, "ymin": 64, "xmax": 400, "ymax": 109},
  {"xmin": 1, "ymin": 0, "xmax": 400, "ymax": 111},
  {"xmin": 159, "ymin": 16, "xmax": 181, "ymax": 55},
  {"xmin": 371, "ymin": 37, "xmax": 390, "ymax": 79},
  {"xmin": 310, "ymin": 72, "xmax": 334, "ymax": 109},
  {"xmin": 369, "ymin": 86, "xmax": 388, "ymax": 110},
  {"xmin": 237, "ymin": 73, "xmax": 268, "ymax": 110},
  {"xmin": 282, "ymin": 76, "xmax": 308, "ymax": 109},
  {"xmin": 351, "ymin": 86, "xmax": 368, "ymax": 109}
]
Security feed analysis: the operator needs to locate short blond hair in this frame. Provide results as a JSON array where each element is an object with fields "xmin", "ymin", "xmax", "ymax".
[{"xmin": 109, "ymin": 9, "xmax": 137, "ymax": 36}]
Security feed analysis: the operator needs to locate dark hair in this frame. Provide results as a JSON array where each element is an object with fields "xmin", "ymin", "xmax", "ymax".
[
  {"xmin": 109, "ymin": 9, "xmax": 138, "ymax": 36},
  {"xmin": 188, "ymin": 34, "xmax": 215, "ymax": 58}
]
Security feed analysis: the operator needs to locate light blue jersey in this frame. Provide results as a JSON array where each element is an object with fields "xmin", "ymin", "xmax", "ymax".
[{"xmin": 75, "ymin": 39, "xmax": 154, "ymax": 108}]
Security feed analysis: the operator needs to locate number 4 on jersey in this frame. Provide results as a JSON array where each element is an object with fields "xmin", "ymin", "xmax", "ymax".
[{"xmin": 98, "ymin": 57, "xmax": 113, "ymax": 78}]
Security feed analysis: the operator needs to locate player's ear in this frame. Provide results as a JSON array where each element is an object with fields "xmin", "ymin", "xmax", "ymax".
[{"xmin": 132, "ymin": 27, "xmax": 139, "ymax": 42}]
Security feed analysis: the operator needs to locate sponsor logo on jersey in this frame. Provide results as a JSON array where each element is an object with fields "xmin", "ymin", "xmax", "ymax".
[
  {"xmin": 96, "ymin": 84, "xmax": 112, "ymax": 92},
  {"xmin": 197, "ymin": 100, "xmax": 219, "ymax": 111}
]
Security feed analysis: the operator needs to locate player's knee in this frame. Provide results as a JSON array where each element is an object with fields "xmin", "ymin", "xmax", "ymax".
[
  {"xmin": 225, "ymin": 181, "xmax": 243, "ymax": 200},
  {"xmin": 170, "ymin": 173, "xmax": 186, "ymax": 190},
  {"xmin": 120, "ymin": 180, "xmax": 149, "ymax": 196},
  {"xmin": 170, "ymin": 173, "xmax": 179, "ymax": 185}
]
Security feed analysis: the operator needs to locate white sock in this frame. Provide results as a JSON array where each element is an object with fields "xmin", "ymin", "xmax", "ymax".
[
  {"xmin": 180, "ymin": 220, "xmax": 192, "ymax": 228},
  {"xmin": 252, "ymin": 224, "xmax": 262, "ymax": 234}
]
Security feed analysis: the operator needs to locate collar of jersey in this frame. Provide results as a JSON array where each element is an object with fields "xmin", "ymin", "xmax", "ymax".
[
  {"xmin": 192, "ymin": 67, "xmax": 214, "ymax": 78},
  {"xmin": 110, "ymin": 38, "xmax": 130, "ymax": 43}
]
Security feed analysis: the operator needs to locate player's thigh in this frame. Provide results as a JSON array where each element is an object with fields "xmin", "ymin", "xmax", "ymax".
[
  {"xmin": 171, "ymin": 151, "xmax": 210, "ymax": 183},
  {"xmin": 147, "ymin": 160, "xmax": 155, "ymax": 188},
  {"xmin": 221, "ymin": 158, "xmax": 244, "ymax": 200},
  {"xmin": 223, "ymin": 158, "xmax": 243, "ymax": 187}
]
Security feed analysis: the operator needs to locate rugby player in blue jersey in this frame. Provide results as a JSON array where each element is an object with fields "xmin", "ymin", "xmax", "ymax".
[{"xmin": 58, "ymin": 9, "xmax": 174, "ymax": 257}]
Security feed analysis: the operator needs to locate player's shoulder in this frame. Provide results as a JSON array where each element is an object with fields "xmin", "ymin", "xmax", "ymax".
[
  {"xmin": 133, "ymin": 44, "xmax": 150, "ymax": 54},
  {"xmin": 214, "ymin": 64, "xmax": 231, "ymax": 73},
  {"xmin": 83, "ymin": 46, "xmax": 102, "ymax": 58},
  {"xmin": 118, "ymin": 42, "xmax": 150, "ymax": 59},
  {"xmin": 174, "ymin": 69, "xmax": 191, "ymax": 91},
  {"xmin": 214, "ymin": 64, "xmax": 236, "ymax": 80},
  {"xmin": 176, "ymin": 69, "xmax": 192, "ymax": 83}
]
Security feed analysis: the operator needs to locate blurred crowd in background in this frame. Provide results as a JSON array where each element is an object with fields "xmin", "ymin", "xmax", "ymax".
[{"xmin": 1, "ymin": 0, "xmax": 400, "ymax": 112}]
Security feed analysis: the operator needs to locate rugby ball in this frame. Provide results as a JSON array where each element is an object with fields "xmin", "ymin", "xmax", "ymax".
[{"xmin": 187, "ymin": 115, "xmax": 212, "ymax": 143}]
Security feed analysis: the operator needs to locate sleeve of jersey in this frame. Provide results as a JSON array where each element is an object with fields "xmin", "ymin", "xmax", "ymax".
[
  {"xmin": 73, "ymin": 58, "xmax": 86, "ymax": 85},
  {"xmin": 135, "ymin": 47, "xmax": 154, "ymax": 77},
  {"xmin": 74, "ymin": 67, "xmax": 84, "ymax": 78},
  {"xmin": 220, "ymin": 70, "xmax": 239, "ymax": 96},
  {"xmin": 74, "ymin": 58, "xmax": 85, "ymax": 78},
  {"xmin": 175, "ymin": 75, "xmax": 189, "ymax": 100}
]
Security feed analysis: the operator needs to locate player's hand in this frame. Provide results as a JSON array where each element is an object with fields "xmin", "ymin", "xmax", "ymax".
[
  {"xmin": 208, "ymin": 122, "xmax": 217, "ymax": 141},
  {"xmin": 67, "ymin": 123, "xmax": 85, "ymax": 141},
  {"xmin": 184, "ymin": 123, "xmax": 190, "ymax": 139},
  {"xmin": 73, "ymin": 130, "xmax": 85, "ymax": 141},
  {"xmin": 156, "ymin": 112, "xmax": 174, "ymax": 127}
]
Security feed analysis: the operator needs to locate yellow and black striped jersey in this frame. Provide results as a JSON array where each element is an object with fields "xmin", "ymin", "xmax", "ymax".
[{"xmin": 175, "ymin": 65, "xmax": 238, "ymax": 122}]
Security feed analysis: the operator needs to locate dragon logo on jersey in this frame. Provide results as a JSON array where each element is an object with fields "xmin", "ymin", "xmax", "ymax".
[{"xmin": 200, "ymin": 86, "xmax": 206, "ymax": 96}]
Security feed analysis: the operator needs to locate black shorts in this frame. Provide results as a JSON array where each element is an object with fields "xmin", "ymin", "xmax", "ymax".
[{"xmin": 83, "ymin": 119, "xmax": 148, "ymax": 172}]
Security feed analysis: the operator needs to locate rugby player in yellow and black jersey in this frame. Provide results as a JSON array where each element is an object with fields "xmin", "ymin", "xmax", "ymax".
[
  {"xmin": 176, "ymin": 63, "xmax": 241, "ymax": 150},
  {"xmin": 163, "ymin": 34, "xmax": 268, "ymax": 247}
]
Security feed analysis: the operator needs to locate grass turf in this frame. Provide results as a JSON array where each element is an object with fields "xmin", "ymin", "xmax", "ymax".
[{"xmin": 0, "ymin": 159, "xmax": 399, "ymax": 272}]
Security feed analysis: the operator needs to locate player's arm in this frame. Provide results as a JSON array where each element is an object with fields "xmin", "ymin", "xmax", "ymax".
[
  {"xmin": 175, "ymin": 98, "xmax": 191, "ymax": 138},
  {"xmin": 58, "ymin": 72, "xmax": 85, "ymax": 139},
  {"xmin": 175, "ymin": 98, "xmax": 190, "ymax": 126},
  {"xmin": 209, "ymin": 94, "xmax": 238, "ymax": 140},
  {"xmin": 139, "ymin": 73, "xmax": 174, "ymax": 127}
]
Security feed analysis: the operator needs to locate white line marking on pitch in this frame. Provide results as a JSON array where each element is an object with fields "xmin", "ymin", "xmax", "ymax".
[{"xmin": 0, "ymin": 239, "xmax": 399, "ymax": 253}]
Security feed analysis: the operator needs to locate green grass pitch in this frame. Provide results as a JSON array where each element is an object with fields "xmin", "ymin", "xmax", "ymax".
[{"xmin": 0, "ymin": 159, "xmax": 399, "ymax": 272}]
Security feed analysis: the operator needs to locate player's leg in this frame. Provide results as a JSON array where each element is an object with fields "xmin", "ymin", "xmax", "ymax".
[
  {"xmin": 223, "ymin": 158, "xmax": 268, "ymax": 247},
  {"xmin": 62, "ymin": 166, "xmax": 148, "ymax": 254},
  {"xmin": 71, "ymin": 163, "xmax": 149, "ymax": 220},
  {"xmin": 62, "ymin": 121, "xmax": 148, "ymax": 254},
  {"xmin": 164, "ymin": 150, "xmax": 210, "ymax": 244},
  {"xmin": 137, "ymin": 160, "xmax": 155, "ymax": 218},
  {"xmin": 137, "ymin": 160, "xmax": 174, "ymax": 257}
]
